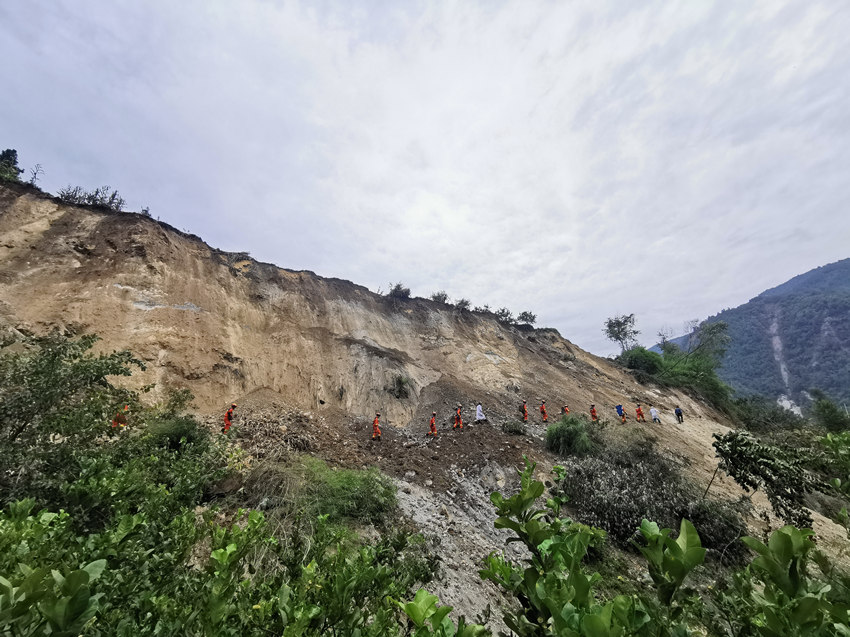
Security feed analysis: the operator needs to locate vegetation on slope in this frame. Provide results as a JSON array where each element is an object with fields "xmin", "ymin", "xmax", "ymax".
[
  {"xmin": 2, "ymin": 332, "xmax": 850, "ymax": 635},
  {"xmin": 0, "ymin": 333, "xmax": 433, "ymax": 635},
  {"xmin": 658, "ymin": 259, "xmax": 850, "ymax": 406}
]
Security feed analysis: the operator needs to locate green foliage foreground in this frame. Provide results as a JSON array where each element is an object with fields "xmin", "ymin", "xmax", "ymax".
[
  {"xmin": 0, "ymin": 334, "xmax": 430, "ymax": 635},
  {"xmin": 2, "ymin": 334, "xmax": 850, "ymax": 635},
  {"xmin": 405, "ymin": 459, "xmax": 850, "ymax": 637}
]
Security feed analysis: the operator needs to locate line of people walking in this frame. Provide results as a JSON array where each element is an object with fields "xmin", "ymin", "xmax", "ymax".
[{"xmin": 220, "ymin": 397, "xmax": 685, "ymax": 441}]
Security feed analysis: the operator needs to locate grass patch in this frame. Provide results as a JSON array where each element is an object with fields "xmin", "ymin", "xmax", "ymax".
[
  {"xmin": 245, "ymin": 455, "xmax": 397, "ymax": 527},
  {"xmin": 546, "ymin": 415, "xmax": 597, "ymax": 456}
]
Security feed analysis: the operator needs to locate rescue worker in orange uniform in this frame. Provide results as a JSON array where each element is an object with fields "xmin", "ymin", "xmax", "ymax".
[
  {"xmin": 520, "ymin": 400, "xmax": 528, "ymax": 422},
  {"xmin": 540, "ymin": 400, "xmax": 548, "ymax": 422},
  {"xmin": 222, "ymin": 403, "xmax": 236, "ymax": 433},
  {"xmin": 590, "ymin": 404, "xmax": 598, "ymax": 422},
  {"xmin": 635, "ymin": 404, "xmax": 646, "ymax": 422},
  {"xmin": 453, "ymin": 403, "xmax": 463, "ymax": 430},
  {"xmin": 427, "ymin": 411, "xmax": 438, "ymax": 437},
  {"xmin": 112, "ymin": 404, "xmax": 129, "ymax": 428},
  {"xmin": 562, "ymin": 405, "xmax": 570, "ymax": 416},
  {"xmin": 372, "ymin": 412, "xmax": 382, "ymax": 441}
]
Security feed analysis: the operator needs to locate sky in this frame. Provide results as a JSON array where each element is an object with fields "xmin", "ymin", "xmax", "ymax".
[{"xmin": 2, "ymin": 0, "xmax": 848, "ymax": 355}]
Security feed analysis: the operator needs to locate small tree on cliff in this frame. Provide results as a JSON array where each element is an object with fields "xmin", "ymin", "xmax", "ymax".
[
  {"xmin": 0, "ymin": 149, "xmax": 24, "ymax": 182},
  {"xmin": 517, "ymin": 311, "xmax": 537, "ymax": 326}
]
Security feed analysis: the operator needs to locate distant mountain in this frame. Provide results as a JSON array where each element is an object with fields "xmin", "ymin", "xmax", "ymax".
[{"xmin": 654, "ymin": 258, "xmax": 850, "ymax": 407}]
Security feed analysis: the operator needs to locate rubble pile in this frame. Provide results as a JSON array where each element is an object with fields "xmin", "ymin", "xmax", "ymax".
[{"xmin": 203, "ymin": 404, "xmax": 317, "ymax": 459}]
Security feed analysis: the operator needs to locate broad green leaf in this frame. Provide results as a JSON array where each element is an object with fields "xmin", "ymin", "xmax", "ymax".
[{"xmin": 82, "ymin": 560, "xmax": 106, "ymax": 582}]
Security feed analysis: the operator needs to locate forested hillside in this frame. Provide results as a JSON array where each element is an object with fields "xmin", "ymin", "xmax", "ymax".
[{"xmin": 660, "ymin": 259, "xmax": 850, "ymax": 406}]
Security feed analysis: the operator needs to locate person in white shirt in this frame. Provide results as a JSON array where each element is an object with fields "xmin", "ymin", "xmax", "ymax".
[
  {"xmin": 649, "ymin": 406, "xmax": 661, "ymax": 423},
  {"xmin": 475, "ymin": 402, "xmax": 487, "ymax": 422}
]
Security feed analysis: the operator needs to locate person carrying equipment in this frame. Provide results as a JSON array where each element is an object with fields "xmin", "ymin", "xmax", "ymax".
[
  {"xmin": 520, "ymin": 400, "xmax": 528, "ymax": 422},
  {"xmin": 372, "ymin": 412, "xmax": 382, "ymax": 441},
  {"xmin": 222, "ymin": 403, "xmax": 236, "ymax": 433},
  {"xmin": 674, "ymin": 406, "xmax": 684, "ymax": 423},
  {"xmin": 427, "ymin": 411, "xmax": 438, "ymax": 437},
  {"xmin": 590, "ymin": 404, "xmax": 598, "ymax": 421},
  {"xmin": 562, "ymin": 405, "xmax": 570, "ymax": 415},
  {"xmin": 635, "ymin": 404, "xmax": 646, "ymax": 422},
  {"xmin": 453, "ymin": 404, "xmax": 463, "ymax": 430},
  {"xmin": 615, "ymin": 404, "xmax": 626, "ymax": 424},
  {"xmin": 112, "ymin": 404, "xmax": 129, "ymax": 428},
  {"xmin": 475, "ymin": 402, "xmax": 486, "ymax": 423},
  {"xmin": 650, "ymin": 406, "xmax": 661, "ymax": 423},
  {"xmin": 540, "ymin": 400, "xmax": 548, "ymax": 422}
]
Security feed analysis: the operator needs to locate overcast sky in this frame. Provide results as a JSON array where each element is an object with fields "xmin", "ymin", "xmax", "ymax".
[{"xmin": 2, "ymin": 0, "xmax": 848, "ymax": 355}]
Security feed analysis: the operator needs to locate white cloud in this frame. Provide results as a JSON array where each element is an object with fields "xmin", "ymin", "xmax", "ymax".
[{"xmin": 1, "ymin": 0, "xmax": 847, "ymax": 354}]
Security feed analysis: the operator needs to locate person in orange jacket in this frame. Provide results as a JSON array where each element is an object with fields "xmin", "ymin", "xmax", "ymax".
[
  {"xmin": 635, "ymin": 404, "xmax": 646, "ymax": 422},
  {"xmin": 453, "ymin": 403, "xmax": 463, "ymax": 430},
  {"xmin": 112, "ymin": 404, "xmax": 129, "ymax": 428},
  {"xmin": 372, "ymin": 412, "xmax": 382, "ymax": 441},
  {"xmin": 520, "ymin": 400, "xmax": 528, "ymax": 422},
  {"xmin": 540, "ymin": 400, "xmax": 548, "ymax": 422},
  {"xmin": 590, "ymin": 404, "xmax": 598, "ymax": 422},
  {"xmin": 222, "ymin": 403, "xmax": 236, "ymax": 433},
  {"xmin": 427, "ymin": 411, "xmax": 438, "ymax": 437},
  {"xmin": 562, "ymin": 405, "xmax": 570, "ymax": 416}
]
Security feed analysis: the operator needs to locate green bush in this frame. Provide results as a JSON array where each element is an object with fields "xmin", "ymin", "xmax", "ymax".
[
  {"xmin": 0, "ymin": 333, "xmax": 431, "ymax": 635},
  {"xmin": 0, "ymin": 148, "xmax": 24, "ymax": 182},
  {"xmin": 387, "ymin": 282, "xmax": 411, "ymax": 299},
  {"xmin": 56, "ymin": 184, "xmax": 126, "ymax": 211},
  {"xmin": 811, "ymin": 389, "xmax": 850, "ymax": 433},
  {"xmin": 246, "ymin": 456, "xmax": 398, "ymax": 527},
  {"xmin": 147, "ymin": 415, "xmax": 209, "ymax": 450},
  {"xmin": 545, "ymin": 415, "xmax": 596, "ymax": 456},
  {"xmin": 620, "ymin": 346, "xmax": 664, "ymax": 375}
]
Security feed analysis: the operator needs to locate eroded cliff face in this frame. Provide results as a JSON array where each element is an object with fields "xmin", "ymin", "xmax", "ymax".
[{"xmin": 0, "ymin": 183, "xmax": 654, "ymax": 427}]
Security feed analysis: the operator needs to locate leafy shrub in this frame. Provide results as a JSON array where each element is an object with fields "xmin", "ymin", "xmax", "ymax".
[
  {"xmin": 502, "ymin": 421, "xmax": 527, "ymax": 435},
  {"xmin": 147, "ymin": 415, "xmax": 209, "ymax": 450},
  {"xmin": 0, "ymin": 148, "xmax": 24, "ymax": 182},
  {"xmin": 516, "ymin": 311, "xmax": 536, "ymax": 325},
  {"xmin": 545, "ymin": 415, "xmax": 596, "ymax": 456},
  {"xmin": 429, "ymin": 290, "xmax": 449, "ymax": 303},
  {"xmin": 710, "ymin": 526, "xmax": 850, "ymax": 636},
  {"xmin": 620, "ymin": 346, "xmax": 664, "ymax": 375},
  {"xmin": 713, "ymin": 430, "xmax": 823, "ymax": 528},
  {"xmin": 57, "ymin": 184, "xmax": 126, "ymax": 211},
  {"xmin": 811, "ymin": 389, "xmax": 850, "ymax": 433},
  {"xmin": 0, "ymin": 333, "xmax": 143, "ymax": 507},
  {"xmin": 454, "ymin": 298, "xmax": 471, "ymax": 311},
  {"xmin": 247, "ymin": 456, "xmax": 397, "ymax": 527},
  {"xmin": 0, "ymin": 333, "xmax": 431, "ymax": 635},
  {"xmin": 557, "ymin": 444, "xmax": 747, "ymax": 556},
  {"xmin": 387, "ymin": 282, "xmax": 411, "ymax": 300},
  {"xmin": 494, "ymin": 307, "xmax": 514, "ymax": 324}
]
